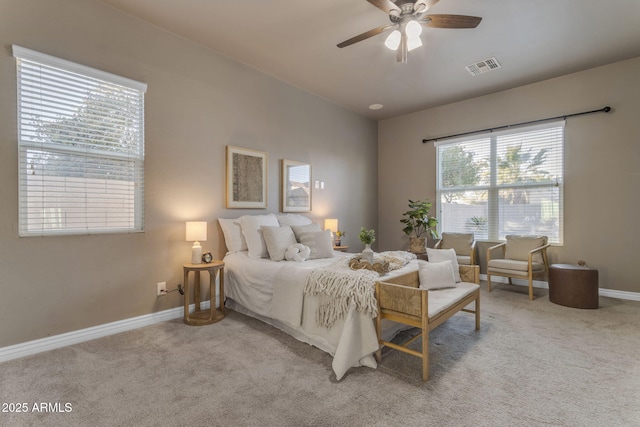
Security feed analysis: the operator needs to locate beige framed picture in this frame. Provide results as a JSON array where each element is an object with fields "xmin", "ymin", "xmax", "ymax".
[
  {"xmin": 281, "ymin": 159, "xmax": 311, "ymax": 212},
  {"xmin": 226, "ymin": 145, "xmax": 267, "ymax": 209}
]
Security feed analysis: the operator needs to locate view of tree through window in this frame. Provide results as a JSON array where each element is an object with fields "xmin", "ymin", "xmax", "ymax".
[
  {"xmin": 436, "ymin": 122, "xmax": 564, "ymax": 243},
  {"xmin": 14, "ymin": 46, "xmax": 146, "ymax": 236}
]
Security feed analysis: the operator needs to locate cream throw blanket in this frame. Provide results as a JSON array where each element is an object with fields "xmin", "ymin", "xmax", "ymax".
[{"xmin": 304, "ymin": 251, "xmax": 416, "ymax": 328}]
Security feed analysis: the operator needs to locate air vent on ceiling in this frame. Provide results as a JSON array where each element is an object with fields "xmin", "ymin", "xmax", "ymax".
[{"xmin": 466, "ymin": 57, "xmax": 501, "ymax": 76}]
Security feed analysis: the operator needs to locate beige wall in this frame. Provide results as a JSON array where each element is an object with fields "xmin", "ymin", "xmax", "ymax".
[
  {"xmin": 0, "ymin": 0, "xmax": 377, "ymax": 347},
  {"xmin": 378, "ymin": 56, "xmax": 640, "ymax": 293}
]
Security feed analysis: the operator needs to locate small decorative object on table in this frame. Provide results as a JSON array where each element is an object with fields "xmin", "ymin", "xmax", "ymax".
[
  {"xmin": 335, "ymin": 230, "xmax": 345, "ymax": 246},
  {"xmin": 202, "ymin": 252, "xmax": 213, "ymax": 263},
  {"xmin": 359, "ymin": 227, "xmax": 376, "ymax": 264}
]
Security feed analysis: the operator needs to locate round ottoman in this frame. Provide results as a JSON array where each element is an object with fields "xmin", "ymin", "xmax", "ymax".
[{"xmin": 548, "ymin": 264, "xmax": 599, "ymax": 309}]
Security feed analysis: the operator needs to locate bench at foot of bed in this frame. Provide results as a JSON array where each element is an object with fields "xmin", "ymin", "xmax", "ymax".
[{"xmin": 374, "ymin": 265, "xmax": 480, "ymax": 381}]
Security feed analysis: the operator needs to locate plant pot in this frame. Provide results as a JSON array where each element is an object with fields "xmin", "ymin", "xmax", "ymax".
[{"xmin": 409, "ymin": 237, "xmax": 426, "ymax": 254}]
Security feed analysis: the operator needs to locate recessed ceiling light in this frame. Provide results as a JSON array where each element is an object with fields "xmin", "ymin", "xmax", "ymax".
[{"xmin": 369, "ymin": 104, "xmax": 383, "ymax": 110}]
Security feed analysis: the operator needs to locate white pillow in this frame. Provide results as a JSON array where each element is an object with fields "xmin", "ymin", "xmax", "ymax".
[
  {"xmin": 237, "ymin": 214, "xmax": 280, "ymax": 259},
  {"xmin": 426, "ymin": 248, "xmax": 461, "ymax": 282},
  {"xmin": 291, "ymin": 223, "xmax": 321, "ymax": 242},
  {"xmin": 299, "ymin": 230, "xmax": 334, "ymax": 259},
  {"xmin": 218, "ymin": 218, "xmax": 247, "ymax": 253},
  {"xmin": 276, "ymin": 214, "xmax": 312, "ymax": 227},
  {"xmin": 262, "ymin": 226, "xmax": 297, "ymax": 261},
  {"xmin": 418, "ymin": 260, "xmax": 457, "ymax": 290}
]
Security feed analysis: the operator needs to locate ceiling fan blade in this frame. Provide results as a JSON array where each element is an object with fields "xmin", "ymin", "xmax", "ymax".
[
  {"xmin": 421, "ymin": 14, "xmax": 482, "ymax": 28},
  {"xmin": 366, "ymin": 0, "xmax": 401, "ymax": 15},
  {"xmin": 337, "ymin": 25, "xmax": 393, "ymax": 48},
  {"xmin": 414, "ymin": 0, "xmax": 440, "ymax": 14}
]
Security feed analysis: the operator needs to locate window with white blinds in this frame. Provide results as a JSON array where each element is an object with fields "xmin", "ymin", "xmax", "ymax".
[
  {"xmin": 436, "ymin": 120, "xmax": 564, "ymax": 244},
  {"xmin": 13, "ymin": 46, "xmax": 146, "ymax": 236}
]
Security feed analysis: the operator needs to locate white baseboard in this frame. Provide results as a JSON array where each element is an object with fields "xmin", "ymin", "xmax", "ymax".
[
  {"xmin": 0, "ymin": 301, "xmax": 210, "ymax": 363},
  {"xmin": 479, "ymin": 274, "xmax": 640, "ymax": 301}
]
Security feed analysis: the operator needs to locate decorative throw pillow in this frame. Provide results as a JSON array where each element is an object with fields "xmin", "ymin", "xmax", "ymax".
[
  {"xmin": 276, "ymin": 214, "xmax": 312, "ymax": 227},
  {"xmin": 426, "ymin": 248, "xmax": 461, "ymax": 282},
  {"xmin": 290, "ymin": 223, "xmax": 321, "ymax": 242},
  {"xmin": 218, "ymin": 218, "xmax": 247, "ymax": 253},
  {"xmin": 237, "ymin": 214, "xmax": 280, "ymax": 259},
  {"xmin": 418, "ymin": 260, "xmax": 457, "ymax": 290},
  {"xmin": 262, "ymin": 226, "xmax": 297, "ymax": 261},
  {"xmin": 285, "ymin": 243, "xmax": 311, "ymax": 262},
  {"xmin": 298, "ymin": 230, "xmax": 334, "ymax": 259}
]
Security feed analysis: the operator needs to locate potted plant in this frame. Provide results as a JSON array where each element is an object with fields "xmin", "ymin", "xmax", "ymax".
[
  {"xmin": 400, "ymin": 199, "xmax": 438, "ymax": 254},
  {"xmin": 335, "ymin": 230, "xmax": 345, "ymax": 246},
  {"xmin": 359, "ymin": 227, "xmax": 376, "ymax": 263}
]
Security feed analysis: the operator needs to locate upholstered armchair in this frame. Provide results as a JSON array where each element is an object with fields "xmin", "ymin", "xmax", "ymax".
[
  {"xmin": 435, "ymin": 232, "xmax": 476, "ymax": 265},
  {"xmin": 486, "ymin": 235, "xmax": 550, "ymax": 300}
]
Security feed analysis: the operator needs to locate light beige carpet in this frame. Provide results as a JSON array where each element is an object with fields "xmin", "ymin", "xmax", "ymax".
[{"xmin": 1, "ymin": 285, "xmax": 639, "ymax": 426}]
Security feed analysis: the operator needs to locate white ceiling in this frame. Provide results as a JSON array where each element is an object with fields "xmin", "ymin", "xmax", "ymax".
[{"xmin": 98, "ymin": 0, "xmax": 640, "ymax": 120}]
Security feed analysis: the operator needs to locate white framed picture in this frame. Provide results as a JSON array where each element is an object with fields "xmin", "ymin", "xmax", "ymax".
[{"xmin": 281, "ymin": 159, "xmax": 311, "ymax": 212}]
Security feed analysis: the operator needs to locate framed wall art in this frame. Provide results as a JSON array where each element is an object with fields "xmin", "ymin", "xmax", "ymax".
[
  {"xmin": 281, "ymin": 159, "xmax": 311, "ymax": 212},
  {"xmin": 226, "ymin": 145, "xmax": 268, "ymax": 209}
]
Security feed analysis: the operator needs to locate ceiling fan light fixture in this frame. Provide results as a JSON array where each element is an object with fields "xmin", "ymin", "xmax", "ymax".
[
  {"xmin": 384, "ymin": 30, "xmax": 401, "ymax": 50},
  {"xmin": 407, "ymin": 36, "xmax": 423, "ymax": 52},
  {"xmin": 405, "ymin": 20, "xmax": 422, "ymax": 39}
]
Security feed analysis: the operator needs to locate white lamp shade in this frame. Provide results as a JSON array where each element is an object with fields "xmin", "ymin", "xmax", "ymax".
[
  {"xmin": 405, "ymin": 20, "xmax": 422, "ymax": 39},
  {"xmin": 186, "ymin": 221, "xmax": 207, "ymax": 242},
  {"xmin": 407, "ymin": 36, "xmax": 423, "ymax": 52},
  {"xmin": 324, "ymin": 218, "xmax": 338, "ymax": 234},
  {"xmin": 384, "ymin": 30, "xmax": 401, "ymax": 50}
]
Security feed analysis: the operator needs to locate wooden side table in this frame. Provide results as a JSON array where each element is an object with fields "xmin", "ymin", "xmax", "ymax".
[
  {"xmin": 334, "ymin": 245, "xmax": 349, "ymax": 252},
  {"xmin": 183, "ymin": 261, "xmax": 225, "ymax": 326}
]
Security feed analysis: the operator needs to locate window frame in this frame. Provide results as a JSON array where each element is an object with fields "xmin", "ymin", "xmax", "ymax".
[
  {"xmin": 435, "ymin": 120, "xmax": 564, "ymax": 244},
  {"xmin": 13, "ymin": 45, "xmax": 147, "ymax": 237}
]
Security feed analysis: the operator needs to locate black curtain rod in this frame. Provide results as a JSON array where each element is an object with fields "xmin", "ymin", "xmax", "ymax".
[{"xmin": 421, "ymin": 106, "xmax": 611, "ymax": 144}]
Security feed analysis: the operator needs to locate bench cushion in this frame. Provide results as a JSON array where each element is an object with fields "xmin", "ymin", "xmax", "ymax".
[
  {"xmin": 428, "ymin": 282, "xmax": 479, "ymax": 318},
  {"xmin": 488, "ymin": 259, "xmax": 545, "ymax": 275}
]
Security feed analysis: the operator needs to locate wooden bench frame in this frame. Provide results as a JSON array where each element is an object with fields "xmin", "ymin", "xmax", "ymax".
[{"xmin": 374, "ymin": 265, "xmax": 480, "ymax": 381}]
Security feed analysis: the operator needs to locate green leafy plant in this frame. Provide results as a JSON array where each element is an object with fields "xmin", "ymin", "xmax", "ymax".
[
  {"xmin": 400, "ymin": 199, "xmax": 439, "ymax": 239},
  {"xmin": 359, "ymin": 227, "xmax": 376, "ymax": 245},
  {"xmin": 335, "ymin": 230, "xmax": 345, "ymax": 238}
]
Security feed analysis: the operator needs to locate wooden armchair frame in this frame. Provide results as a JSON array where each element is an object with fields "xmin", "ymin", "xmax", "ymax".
[
  {"xmin": 486, "ymin": 239, "xmax": 550, "ymax": 300},
  {"xmin": 374, "ymin": 265, "xmax": 480, "ymax": 381}
]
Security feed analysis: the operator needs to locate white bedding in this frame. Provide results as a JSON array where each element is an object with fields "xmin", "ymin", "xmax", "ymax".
[{"xmin": 223, "ymin": 250, "xmax": 419, "ymax": 380}]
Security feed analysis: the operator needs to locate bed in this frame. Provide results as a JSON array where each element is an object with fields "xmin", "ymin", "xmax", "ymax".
[{"xmin": 218, "ymin": 213, "xmax": 477, "ymax": 380}]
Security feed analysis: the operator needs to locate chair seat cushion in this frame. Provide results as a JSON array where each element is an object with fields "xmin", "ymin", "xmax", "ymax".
[
  {"xmin": 488, "ymin": 259, "xmax": 545, "ymax": 275},
  {"xmin": 456, "ymin": 255, "xmax": 472, "ymax": 265},
  {"xmin": 428, "ymin": 282, "xmax": 479, "ymax": 318}
]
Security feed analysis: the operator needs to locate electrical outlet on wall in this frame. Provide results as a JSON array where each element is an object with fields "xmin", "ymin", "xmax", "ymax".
[{"xmin": 157, "ymin": 282, "xmax": 167, "ymax": 296}]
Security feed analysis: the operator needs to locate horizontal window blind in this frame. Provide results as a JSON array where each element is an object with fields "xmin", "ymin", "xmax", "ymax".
[
  {"xmin": 436, "ymin": 121, "xmax": 564, "ymax": 243},
  {"xmin": 13, "ymin": 45, "xmax": 147, "ymax": 236}
]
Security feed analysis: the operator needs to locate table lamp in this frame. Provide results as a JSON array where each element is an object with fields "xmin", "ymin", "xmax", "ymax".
[
  {"xmin": 186, "ymin": 221, "xmax": 207, "ymax": 264},
  {"xmin": 324, "ymin": 218, "xmax": 338, "ymax": 244}
]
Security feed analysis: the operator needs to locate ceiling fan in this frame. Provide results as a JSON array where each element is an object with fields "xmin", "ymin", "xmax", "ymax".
[{"xmin": 337, "ymin": 0, "xmax": 482, "ymax": 63}]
